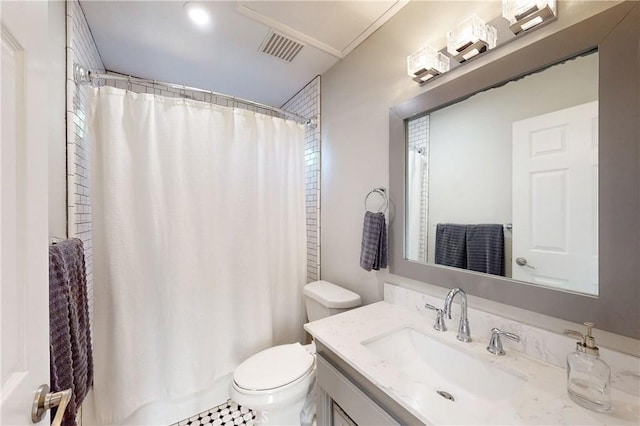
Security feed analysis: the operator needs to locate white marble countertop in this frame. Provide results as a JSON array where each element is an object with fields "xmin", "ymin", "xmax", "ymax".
[{"xmin": 304, "ymin": 302, "xmax": 640, "ymax": 425}]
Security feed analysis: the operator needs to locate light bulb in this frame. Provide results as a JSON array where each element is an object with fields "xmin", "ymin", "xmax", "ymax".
[{"xmin": 184, "ymin": 2, "xmax": 210, "ymax": 27}]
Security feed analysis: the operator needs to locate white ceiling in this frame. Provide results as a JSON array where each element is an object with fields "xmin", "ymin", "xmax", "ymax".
[{"xmin": 80, "ymin": 1, "xmax": 408, "ymax": 107}]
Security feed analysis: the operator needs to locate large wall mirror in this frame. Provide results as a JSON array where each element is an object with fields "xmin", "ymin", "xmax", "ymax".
[
  {"xmin": 406, "ymin": 52, "xmax": 599, "ymax": 295},
  {"xmin": 389, "ymin": 2, "xmax": 639, "ymax": 339}
]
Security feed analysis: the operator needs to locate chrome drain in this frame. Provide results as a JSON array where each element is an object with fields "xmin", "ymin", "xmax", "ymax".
[{"xmin": 437, "ymin": 390, "xmax": 455, "ymax": 401}]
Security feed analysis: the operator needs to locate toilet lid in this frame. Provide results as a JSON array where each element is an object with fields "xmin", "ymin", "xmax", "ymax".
[
  {"xmin": 233, "ymin": 343, "xmax": 315, "ymax": 391},
  {"xmin": 303, "ymin": 280, "xmax": 361, "ymax": 309}
]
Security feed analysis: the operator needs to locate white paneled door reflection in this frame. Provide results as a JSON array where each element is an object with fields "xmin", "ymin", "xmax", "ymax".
[{"xmin": 512, "ymin": 101, "xmax": 598, "ymax": 295}]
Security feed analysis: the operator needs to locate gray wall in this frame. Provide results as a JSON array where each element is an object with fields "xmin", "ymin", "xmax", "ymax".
[{"xmin": 320, "ymin": 1, "xmax": 638, "ymax": 351}]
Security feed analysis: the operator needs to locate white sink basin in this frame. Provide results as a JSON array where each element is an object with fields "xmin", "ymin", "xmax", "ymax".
[{"xmin": 362, "ymin": 327, "xmax": 526, "ymax": 402}]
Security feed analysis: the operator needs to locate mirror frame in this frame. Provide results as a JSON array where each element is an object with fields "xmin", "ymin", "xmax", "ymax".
[{"xmin": 389, "ymin": 2, "xmax": 639, "ymax": 339}]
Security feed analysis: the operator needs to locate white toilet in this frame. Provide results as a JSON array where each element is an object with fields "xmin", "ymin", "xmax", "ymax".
[{"xmin": 230, "ymin": 280, "xmax": 361, "ymax": 425}]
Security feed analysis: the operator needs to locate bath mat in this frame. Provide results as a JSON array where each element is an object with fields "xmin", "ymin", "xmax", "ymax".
[{"xmin": 171, "ymin": 400, "xmax": 255, "ymax": 426}]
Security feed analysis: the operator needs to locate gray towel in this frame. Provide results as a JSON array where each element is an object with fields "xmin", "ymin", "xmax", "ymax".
[
  {"xmin": 466, "ymin": 224, "xmax": 505, "ymax": 276},
  {"xmin": 360, "ymin": 211, "xmax": 388, "ymax": 271},
  {"xmin": 49, "ymin": 249, "xmax": 75, "ymax": 425},
  {"xmin": 49, "ymin": 239, "xmax": 93, "ymax": 426},
  {"xmin": 435, "ymin": 224, "xmax": 467, "ymax": 269}
]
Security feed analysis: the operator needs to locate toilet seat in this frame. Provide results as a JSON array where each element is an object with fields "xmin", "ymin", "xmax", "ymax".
[
  {"xmin": 233, "ymin": 343, "xmax": 315, "ymax": 393},
  {"xmin": 230, "ymin": 342, "xmax": 317, "ymax": 417}
]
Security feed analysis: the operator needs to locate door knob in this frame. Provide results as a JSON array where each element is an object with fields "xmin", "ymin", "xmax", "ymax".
[
  {"xmin": 515, "ymin": 257, "xmax": 536, "ymax": 269},
  {"xmin": 31, "ymin": 384, "xmax": 72, "ymax": 426}
]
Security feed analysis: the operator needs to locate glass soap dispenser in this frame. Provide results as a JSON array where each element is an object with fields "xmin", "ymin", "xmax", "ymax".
[{"xmin": 563, "ymin": 322, "xmax": 612, "ymax": 412}]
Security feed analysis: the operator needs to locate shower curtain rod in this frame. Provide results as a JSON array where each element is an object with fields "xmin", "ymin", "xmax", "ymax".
[{"xmin": 73, "ymin": 64, "xmax": 315, "ymax": 126}]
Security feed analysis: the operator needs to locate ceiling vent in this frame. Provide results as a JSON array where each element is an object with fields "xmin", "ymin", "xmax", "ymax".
[{"xmin": 259, "ymin": 30, "xmax": 304, "ymax": 63}]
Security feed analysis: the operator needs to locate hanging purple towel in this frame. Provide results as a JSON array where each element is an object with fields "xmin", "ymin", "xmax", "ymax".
[
  {"xmin": 49, "ymin": 238, "xmax": 93, "ymax": 426},
  {"xmin": 435, "ymin": 224, "xmax": 468, "ymax": 269},
  {"xmin": 466, "ymin": 224, "xmax": 505, "ymax": 276},
  {"xmin": 49, "ymin": 248, "xmax": 75, "ymax": 425},
  {"xmin": 360, "ymin": 211, "xmax": 388, "ymax": 271}
]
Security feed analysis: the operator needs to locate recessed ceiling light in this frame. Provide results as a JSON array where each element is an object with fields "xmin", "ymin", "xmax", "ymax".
[{"xmin": 184, "ymin": 2, "xmax": 210, "ymax": 27}]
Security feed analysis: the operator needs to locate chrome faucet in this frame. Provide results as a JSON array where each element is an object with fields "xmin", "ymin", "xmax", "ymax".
[{"xmin": 444, "ymin": 288, "xmax": 472, "ymax": 342}]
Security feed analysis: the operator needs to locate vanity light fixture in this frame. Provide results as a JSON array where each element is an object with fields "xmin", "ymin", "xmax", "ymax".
[
  {"xmin": 407, "ymin": 45, "xmax": 450, "ymax": 83},
  {"xmin": 503, "ymin": 0, "xmax": 557, "ymax": 34},
  {"xmin": 447, "ymin": 14, "xmax": 497, "ymax": 63},
  {"xmin": 184, "ymin": 2, "xmax": 211, "ymax": 27}
]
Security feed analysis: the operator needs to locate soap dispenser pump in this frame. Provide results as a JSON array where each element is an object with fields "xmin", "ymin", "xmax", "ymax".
[{"xmin": 563, "ymin": 322, "xmax": 611, "ymax": 412}]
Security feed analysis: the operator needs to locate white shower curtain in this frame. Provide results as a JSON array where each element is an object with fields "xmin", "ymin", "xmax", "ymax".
[
  {"xmin": 88, "ymin": 87, "xmax": 307, "ymax": 424},
  {"xmin": 406, "ymin": 150, "xmax": 424, "ymax": 261}
]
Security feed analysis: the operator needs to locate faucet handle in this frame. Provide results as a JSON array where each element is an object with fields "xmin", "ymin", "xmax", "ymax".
[
  {"xmin": 487, "ymin": 328, "xmax": 520, "ymax": 355},
  {"xmin": 425, "ymin": 303, "xmax": 447, "ymax": 332}
]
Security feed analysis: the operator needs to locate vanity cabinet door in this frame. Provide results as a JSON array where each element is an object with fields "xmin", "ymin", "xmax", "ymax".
[
  {"xmin": 316, "ymin": 355, "xmax": 399, "ymax": 425},
  {"xmin": 332, "ymin": 403, "xmax": 357, "ymax": 426}
]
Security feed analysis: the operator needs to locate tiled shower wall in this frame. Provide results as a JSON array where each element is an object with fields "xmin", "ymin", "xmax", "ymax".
[
  {"xmin": 281, "ymin": 77, "xmax": 321, "ymax": 282},
  {"xmin": 66, "ymin": 0, "xmax": 105, "ymax": 323},
  {"xmin": 66, "ymin": 2, "xmax": 323, "ymax": 330},
  {"xmin": 406, "ymin": 115, "xmax": 430, "ymax": 263}
]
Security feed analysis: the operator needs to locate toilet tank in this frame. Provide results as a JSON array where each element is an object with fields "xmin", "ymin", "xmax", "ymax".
[{"xmin": 303, "ymin": 280, "xmax": 361, "ymax": 322}]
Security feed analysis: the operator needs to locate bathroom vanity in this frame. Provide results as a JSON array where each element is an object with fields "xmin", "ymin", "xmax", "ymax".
[{"xmin": 304, "ymin": 284, "xmax": 640, "ymax": 426}]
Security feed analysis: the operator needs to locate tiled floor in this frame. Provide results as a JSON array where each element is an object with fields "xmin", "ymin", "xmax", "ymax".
[{"xmin": 171, "ymin": 400, "xmax": 255, "ymax": 426}]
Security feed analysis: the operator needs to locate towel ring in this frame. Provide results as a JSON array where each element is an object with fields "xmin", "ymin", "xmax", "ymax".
[{"xmin": 364, "ymin": 188, "xmax": 388, "ymax": 213}]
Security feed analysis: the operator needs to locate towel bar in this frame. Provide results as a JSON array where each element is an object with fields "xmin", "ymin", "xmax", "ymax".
[
  {"xmin": 364, "ymin": 187, "xmax": 388, "ymax": 213},
  {"xmin": 431, "ymin": 223, "xmax": 512, "ymax": 230}
]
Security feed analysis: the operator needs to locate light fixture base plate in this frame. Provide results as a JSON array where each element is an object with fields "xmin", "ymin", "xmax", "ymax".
[
  {"xmin": 509, "ymin": 5, "xmax": 556, "ymax": 35},
  {"xmin": 452, "ymin": 40, "xmax": 489, "ymax": 63}
]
